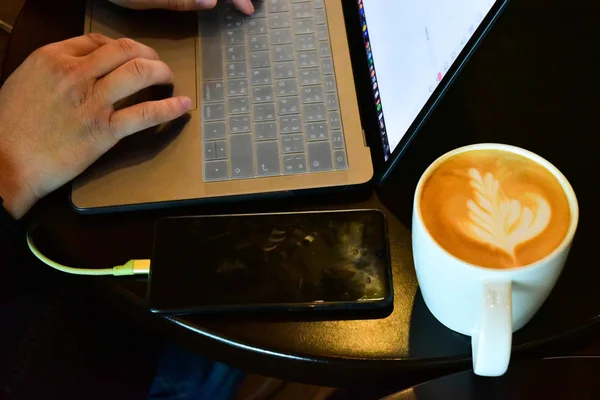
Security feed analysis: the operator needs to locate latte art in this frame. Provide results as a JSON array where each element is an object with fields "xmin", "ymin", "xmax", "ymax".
[
  {"xmin": 461, "ymin": 168, "xmax": 551, "ymax": 260},
  {"xmin": 420, "ymin": 150, "xmax": 571, "ymax": 269}
]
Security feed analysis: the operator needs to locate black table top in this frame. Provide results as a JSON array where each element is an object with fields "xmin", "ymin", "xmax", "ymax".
[
  {"xmin": 384, "ymin": 357, "xmax": 600, "ymax": 400},
  {"xmin": 3, "ymin": 0, "xmax": 600, "ymax": 388}
]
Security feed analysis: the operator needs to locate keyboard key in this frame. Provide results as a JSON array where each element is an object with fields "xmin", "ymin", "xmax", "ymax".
[
  {"xmin": 252, "ymin": 86, "xmax": 275, "ymax": 103},
  {"xmin": 251, "ymin": 68, "xmax": 273, "ymax": 85},
  {"xmin": 230, "ymin": 134, "xmax": 254, "ymax": 178},
  {"xmin": 270, "ymin": 28, "xmax": 294, "ymax": 45},
  {"xmin": 298, "ymin": 50, "xmax": 319, "ymax": 68},
  {"xmin": 229, "ymin": 115, "xmax": 251, "ymax": 134},
  {"xmin": 326, "ymin": 93, "xmax": 339, "ymax": 110},
  {"xmin": 200, "ymin": 18, "xmax": 223, "ymax": 80},
  {"xmin": 299, "ymin": 68, "xmax": 321, "ymax": 85},
  {"xmin": 283, "ymin": 154, "xmax": 308, "ymax": 174},
  {"xmin": 293, "ymin": 18, "xmax": 315, "ymax": 34},
  {"xmin": 324, "ymin": 75, "xmax": 336, "ymax": 92},
  {"xmin": 315, "ymin": 8, "xmax": 327, "ymax": 25},
  {"xmin": 279, "ymin": 115, "xmax": 302, "ymax": 134},
  {"xmin": 228, "ymin": 96, "xmax": 250, "ymax": 114},
  {"xmin": 273, "ymin": 45, "xmax": 295, "ymax": 62},
  {"xmin": 204, "ymin": 121, "xmax": 227, "ymax": 140},
  {"xmin": 329, "ymin": 112, "xmax": 341, "ymax": 130},
  {"xmin": 216, "ymin": 140, "xmax": 228, "ymax": 159},
  {"xmin": 291, "ymin": 3, "xmax": 312, "ymax": 18},
  {"xmin": 319, "ymin": 41, "xmax": 331, "ymax": 58},
  {"xmin": 250, "ymin": 51, "xmax": 271, "ymax": 68},
  {"xmin": 204, "ymin": 141, "xmax": 216, "ymax": 160},
  {"xmin": 274, "ymin": 62, "xmax": 296, "ymax": 79},
  {"xmin": 225, "ymin": 29, "xmax": 245, "ymax": 45},
  {"xmin": 227, "ymin": 79, "xmax": 249, "ymax": 96},
  {"xmin": 255, "ymin": 122, "xmax": 278, "ymax": 141},
  {"xmin": 253, "ymin": 103, "xmax": 277, "ymax": 121},
  {"xmin": 322, "ymin": 57, "xmax": 334, "ymax": 74},
  {"xmin": 305, "ymin": 122, "xmax": 329, "ymax": 141},
  {"xmin": 331, "ymin": 130, "xmax": 345, "ymax": 149},
  {"xmin": 253, "ymin": 3, "xmax": 267, "ymax": 17},
  {"xmin": 266, "ymin": 0, "xmax": 290, "ymax": 13},
  {"xmin": 314, "ymin": 0, "xmax": 324, "ymax": 8},
  {"xmin": 227, "ymin": 62, "xmax": 247, "ymax": 78},
  {"xmin": 303, "ymin": 104, "xmax": 326, "ymax": 122},
  {"xmin": 256, "ymin": 141, "xmax": 281, "ymax": 176},
  {"xmin": 281, "ymin": 134, "xmax": 305, "ymax": 153},
  {"xmin": 249, "ymin": 34, "xmax": 270, "ymax": 51},
  {"xmin": 278, "ymin": 97, "xmax": 300, "ymax": 115},
  {"xmin": 247, "ymin": 18, "xmax": 268, "ymax": 35},
  {"xmin": 204, "ymin": 160, "xmax": 230, "ymax": 181},
  {"xmin": 308, "ymin": 142, "xmax": 333, "ymax": 171},
  {"xmin": 334, "ymin": 150, "xmax": 348, "ymax": 170},
  {"xmin": 223, "ymin": 14, "xmax": 244, "ymax": 30},
  {"xmin": 203, "ymin": 104, "xmax": 226, "ymax": 121},
  {"xmin": 225, "ymin": 45, "xmax": 246, "ymax": 61},
  {"xmin": 224, "ymin": 2, "xmax": 242, "ymax": 14},
  {"xmin": 301, "ymin": 85, "xmax": 324, "ymax": 103},
  {"xmin": 276, "ymin": 79, "xmax": 299, "ymax": 96},
  {"xmin": 295, "ymin": 34, "xmax": 318, "ymax": 51},
  {"xmin": 268, "ymin": 13, "xmax": 291, "ymax": 29},
  {"xmin": 203, "ymin": 82, "xmax": 225, "ymax": 103},
  {"xmin": 316, "ymin": 25, "xmax": 329, "ymax": 41}
]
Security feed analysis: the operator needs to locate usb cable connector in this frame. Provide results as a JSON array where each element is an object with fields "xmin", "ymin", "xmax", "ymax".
[{"xmin": 27, "ymin": 225, "xmax": 151, "ymax": 276}]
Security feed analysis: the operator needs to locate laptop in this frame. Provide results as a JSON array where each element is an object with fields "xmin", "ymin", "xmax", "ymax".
[{"xmin": 72, "ymin": 0, "xmax": 509, "ymax": 213}]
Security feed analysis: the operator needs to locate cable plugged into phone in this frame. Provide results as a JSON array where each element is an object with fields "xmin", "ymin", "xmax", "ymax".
[{"xmin": 26, "ymin": 226, "xmax": 150, "ymax": 276}]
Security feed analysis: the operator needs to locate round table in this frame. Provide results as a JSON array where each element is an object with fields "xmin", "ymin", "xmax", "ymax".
[
  {"xmin": 3, "ymin": 0, "xmax": 600, "ymax": 389},
  {"xmin": 384, "ymin": 357, "xmax": 600, "ymax": 400}
]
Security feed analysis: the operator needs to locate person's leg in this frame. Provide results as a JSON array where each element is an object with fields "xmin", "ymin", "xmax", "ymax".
[{"xmin": 148, "ymin": 343, "xmax": 246, "ymax": 400}]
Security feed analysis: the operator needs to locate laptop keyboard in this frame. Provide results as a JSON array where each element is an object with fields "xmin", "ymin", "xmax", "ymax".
[{"xmin": 200, "ymin": 0, "xmax": 348, "ymax": 182}]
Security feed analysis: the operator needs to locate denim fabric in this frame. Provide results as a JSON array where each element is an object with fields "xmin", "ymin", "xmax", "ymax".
[{"xmin": 148, "ymin": 343, "xmax": 246, "ymax": 400}]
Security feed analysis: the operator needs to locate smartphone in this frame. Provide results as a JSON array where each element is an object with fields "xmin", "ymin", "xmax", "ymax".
[{"xmin": 148, "ymin": 209, "xmax": 392, "ymax": 315}]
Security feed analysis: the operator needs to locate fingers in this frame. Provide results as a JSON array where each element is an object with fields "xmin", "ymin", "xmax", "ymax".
[
  {"xmin": 96, "ymin": 58, "xmax": 174, "ymax": 104},
  {"xmin": 232, "ymin": 0, "xmax": 254, "ymax": 15},
  {"xmin": 108, "ymin": 0, "xmax": 254, "ymax": 13},
  {"xmin": 109, "ymin": 96, "xmax": 192, "ymax": 139},
  {"xmin": 47, "ymin": 33, "xmax": 112, "ymax": 57},
  {"xmin": 109, "ymin": 0, "xmax": 217, "ymax": 11},
  {"xmin": 83, "ymin": 38, "xmax": 159, "ymax": 78}
]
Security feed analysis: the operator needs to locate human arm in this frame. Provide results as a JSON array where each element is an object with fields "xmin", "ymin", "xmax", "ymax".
[{"xmin": 0, "ymin": 34, "xmax": 191, "ymax": 219}]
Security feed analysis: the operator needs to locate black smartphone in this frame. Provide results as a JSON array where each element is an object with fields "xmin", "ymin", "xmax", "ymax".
[{"xmin": 148, "ymin": 209, "xmax": 392, "ymax": 315}]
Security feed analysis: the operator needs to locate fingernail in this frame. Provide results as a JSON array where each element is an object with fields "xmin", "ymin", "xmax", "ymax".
[
  {"xmin": 180, "ymin": 97, "xmax": 192, "ymax": 110},
  {"xmin": 246, "ymin": 0, "xmax": 255, "ymax": 14},
  {"xmin": 195, "ymin": 0, "xmax": 216, "ymax": 8}
]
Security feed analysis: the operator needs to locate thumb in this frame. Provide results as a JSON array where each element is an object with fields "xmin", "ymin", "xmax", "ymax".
[{"xmin": 109, "ymin": 0, "xmax": 218, "ymax": 11}]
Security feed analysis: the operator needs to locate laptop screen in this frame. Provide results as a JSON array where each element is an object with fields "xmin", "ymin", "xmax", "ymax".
[{"xmin": 358, "ymin": 0, "xmax": 499, "ymax": 162}]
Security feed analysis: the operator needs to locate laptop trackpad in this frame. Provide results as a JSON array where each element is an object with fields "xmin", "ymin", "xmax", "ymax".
[{"xmin": 88, "ymin": 0, "xmax": 197, "ymax": 109}]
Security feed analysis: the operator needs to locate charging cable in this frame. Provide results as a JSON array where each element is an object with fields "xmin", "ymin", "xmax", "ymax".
[{"xmin": 26, "ymin": 226, "xmax": 150, "ymax": 276}]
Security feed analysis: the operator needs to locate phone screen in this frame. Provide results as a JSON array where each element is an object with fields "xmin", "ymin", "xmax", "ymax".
[{"xmin": 148, "ymin": 210, "xmax": 391, "ymax": 314}]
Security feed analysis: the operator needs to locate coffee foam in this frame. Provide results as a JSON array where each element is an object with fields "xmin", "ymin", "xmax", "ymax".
[{"xmin": 420, "ymin": 150, "xmax": 571, "ymax": 269}]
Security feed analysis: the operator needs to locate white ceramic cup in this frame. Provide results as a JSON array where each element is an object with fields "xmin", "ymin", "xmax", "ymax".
[{"xmin": 412, "ymin": 143, "xmax": 579, "ymax": 377}]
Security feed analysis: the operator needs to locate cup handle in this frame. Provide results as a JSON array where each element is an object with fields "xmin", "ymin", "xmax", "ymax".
[{"xmin": 471, "ymin": 280, "xmax": 512, "ymax": 377}]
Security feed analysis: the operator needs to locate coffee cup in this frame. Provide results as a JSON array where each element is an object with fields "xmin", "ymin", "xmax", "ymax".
[{"xmin": 412, "ymin": 143, "xmax": 579, "ymax": 376}]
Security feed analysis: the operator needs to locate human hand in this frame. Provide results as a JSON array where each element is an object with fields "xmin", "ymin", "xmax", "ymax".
[
  {"xmin": 0, "ymin": 34, "xmax": 191, "ymax": 219},
  {"xmin": 108, "ymin": 0, "xmax": 255, "ymax": 14}
]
